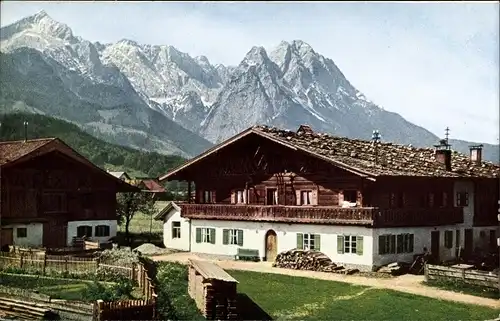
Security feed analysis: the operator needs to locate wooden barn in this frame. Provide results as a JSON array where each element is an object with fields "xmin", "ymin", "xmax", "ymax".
[
  {"xmin": 0, "ymin": 138, "xmax": 137, "ymax": 250},
  {"xmin": 156, "ymin": 125, "xmax": 500, "ymax": 271}
]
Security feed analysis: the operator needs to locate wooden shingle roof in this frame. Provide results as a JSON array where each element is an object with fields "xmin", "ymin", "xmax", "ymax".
[
  {"xmin": 160, "ymin": 125, "xmax": 500, "ymax": 181},
  {"xmin": 254, "ymin": 126, "xmax": 499, "ymax": 178},
  {"xmin": 0, "ymin": 138, "xmax": 55, "ymax": 166}
]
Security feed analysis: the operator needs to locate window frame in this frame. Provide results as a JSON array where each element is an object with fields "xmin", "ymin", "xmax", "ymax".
[
  {"xmin": 456, "ymin": 191, "xmax": 469, "ymax": 207},
  {"xmin": 76, "ymin": 225, "xmax": 93, "ymax": 238},
  {"xmin": 344, "ymin": 235, "xmax": 357, "ymax": 254},
  {"xmin": 16, "ymin": 227, "xmax": 27, "ymax": 238},
  {"xmin": 300, "ymin": 190, "xmax": 313, "ymax": 206},
  {"xmin": 303, "ymin": 233, "xmax": 317, "ymax": 250},
  {"xmin": 201, "ymin": 228, "xmax": 212, "ymax": 243},
  {"xmin": 343, "ymin": 190, "xmax": 357, "ymax": 203},
  {"xmin": 172, "ymin": 221, "xmax": 181, "ymax": 239},
  {"xmin": 236, "ymin": 190, "xmax": 246, "ymax": 204},
  {"xmin": 94, "ymin": 225, "xmax": 110, "ymax": 237}
]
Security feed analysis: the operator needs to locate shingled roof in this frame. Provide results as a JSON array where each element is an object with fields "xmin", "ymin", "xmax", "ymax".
[
  {"xmin": 254, "ymin": 125, "xmax": 499, "ymax": 178},
  {"xmin": 0, "ymin": 138, "xmax": 56, "ymax": 166},
  {"xmin": 159, "ymin": 125, "xmax": 500, "ymax": 181}
]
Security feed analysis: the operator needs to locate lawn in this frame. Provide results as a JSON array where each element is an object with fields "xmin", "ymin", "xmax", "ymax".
[{"xmin": 228, "ymin": 270, "xmax": 500, "ymax": 321}]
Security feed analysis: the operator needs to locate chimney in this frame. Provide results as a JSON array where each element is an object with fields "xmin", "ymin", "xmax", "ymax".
[
  {"xmin": 372, "ymin": 130, "xmax": 381, "ymax": 164},
  {"xmin": 469, "ymin": 144, "xmax": 483, "ymax": 164},
  {"xmin": 23, "ymin": 121, "xmax": 29, "ymax": 142},
  {"xmin": 434, "ymin": 139, "xmax": 452, "ymax": 171},
  {"xmin": 297, "ymin": 124, "xmax": 314, "ymax": 135}
]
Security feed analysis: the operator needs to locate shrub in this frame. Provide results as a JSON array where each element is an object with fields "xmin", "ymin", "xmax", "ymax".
[
  {"xmin": 156, "ymin": 261, "xmax": 204, "ymax": 321},
  {"xmin": 81, "ymin": 279, "xmax": 134, "ymax": 301}
]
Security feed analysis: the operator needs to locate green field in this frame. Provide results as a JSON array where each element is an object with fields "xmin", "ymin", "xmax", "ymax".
[{"xmin": 228, "ymin": 270, "xmax": 500, "ymax": 320}]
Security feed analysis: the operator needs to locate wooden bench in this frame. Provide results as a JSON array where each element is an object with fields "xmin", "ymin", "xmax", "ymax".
[{"xmin": 235, "ymin": 248, "xmax": 260, "ymax": 262}]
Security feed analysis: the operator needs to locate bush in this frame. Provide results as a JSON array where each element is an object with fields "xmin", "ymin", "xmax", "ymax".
[
  {"xmin": 82, "ymin": 279, "xmax": 135, "ymax": 301},
  {"xmin": 156, "ymin": 262, "xmax": 204, "ymax": 321}
]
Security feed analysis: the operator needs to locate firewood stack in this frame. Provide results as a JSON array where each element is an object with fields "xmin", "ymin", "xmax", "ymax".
[{"xmin": 272, "ymin": 249, "xmax": 342, "ymax": 272}]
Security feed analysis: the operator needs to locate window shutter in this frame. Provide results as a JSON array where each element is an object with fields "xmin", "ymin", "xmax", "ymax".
[
  {"xmin": 409, "ymin": 234, "xmax": 414, "ymax": 252},
  {"xmin": 237, "ymin": 230, "xmax": 244, "ymax": 246},
  {"xmin": 231, "ymin": 192, "xmax": 236, "ymax": 204},
  {"xmin": 396, "ymin": 234, "xmax": 403, "ymax": 254},
  {"xmin": 311, "ymin": 189, "xmax": 318, "ymax": 206},
  {"xmin": 210, "ymin": 228, "xmax": 216, "ymax": 244},
  {"xmin": 195, "ymin": 228, "xmax": 202, "ymax": 243},
  {"xmin": 223, "ymin": 229, "xmax": 229, "ymax": 245},
  {"xmin": 295, "ymin": 190, "xmax": 301, "ymax": 205},
  {"xmin": 211, "ymin": 191, "xmax": 216, "ymax": 203},
  {"xmin": 337, "ymin": 235, "xmax": 344, "ymax": 254},
  {"xmin": 378, "ymin": 235, "xmax": 385, "ymax": 255},
  {"xmin": 296, "ymin": 233, "xmax": 304, "ymax": 249},
  {"xmin": 314, "ymin": 234, "xmax": 321, "ymax": 251},
  {"xmin": 356, "ymin": 236, "xmax": 363, "ymax": 255},
  {"xmin": 389, "ymin": 235, "xmax": 396, "ymax": 254}
]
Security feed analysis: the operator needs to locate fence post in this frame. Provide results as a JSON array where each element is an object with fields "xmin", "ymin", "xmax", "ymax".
[
  {"xmin": 131, "ymin": 263, "xmax": 136, "ymax": 280},
  {"xmin": 424, "ymin": 263, "xmax": 428, "ymax": 281},
  {"xmin": 19, "ymin": 252, "xmax": 24, "ymax": 268},
  {"xmin": 42, "ymin": 253, "xmax": 47, "ymax": 275},
  {"xmin": 461, "ymin": 268, "xmax": 466, "ymax": 281},
  {"xmin": 64, "ymin": 256, "xmax": 69, "ymax": 273},
  {"xmin": 95, "ymin": 257, "xmax": 100, "ymax": 272}
]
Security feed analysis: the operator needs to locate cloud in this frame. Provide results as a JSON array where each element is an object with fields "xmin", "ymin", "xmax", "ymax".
[{"xmin": 1, "ymin": 2, "xmax": 498, "ymax": 143}]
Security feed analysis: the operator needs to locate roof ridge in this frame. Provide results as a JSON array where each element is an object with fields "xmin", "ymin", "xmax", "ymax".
[{"xmin": 0, "ymin": 137, "xmax": 57, "ymax": 145}]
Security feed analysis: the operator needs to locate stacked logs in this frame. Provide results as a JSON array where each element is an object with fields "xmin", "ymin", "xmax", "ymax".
[
  {"xmin": 272, "ymin": 249, "xmax": 357, "ymax": 274},
  {"xmin": 0, "ymin": 297, "xmax": 59, "ymax": 320}
]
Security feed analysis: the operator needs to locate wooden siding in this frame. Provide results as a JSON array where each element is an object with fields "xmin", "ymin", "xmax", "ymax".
[
  {"xmin": 473, "ymin": 178, "xmax": 499, "ymax": 226},
  {"xmin": 1, "ymin": 151, "xmax": 120, "ymax": 248}
]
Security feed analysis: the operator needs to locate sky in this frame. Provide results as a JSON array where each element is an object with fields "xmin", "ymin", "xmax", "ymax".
[{"xmin": 1, "ymin": 1, "xmax": 499, "ymax": 144}]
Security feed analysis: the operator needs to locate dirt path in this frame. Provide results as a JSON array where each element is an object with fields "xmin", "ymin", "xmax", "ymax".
[{"xmin": 152, "ymin": 252, "xmax": 500, "ymax": 309}]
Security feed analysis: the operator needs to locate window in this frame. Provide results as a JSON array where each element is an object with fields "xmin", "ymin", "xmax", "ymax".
[
  {"xmin": 172, "ymin": 222, "xmax": 181, "ymax": 238},
  {"xmin": 16, "ymin": 228, "xmax": 27, "ymax": 238},
  {"xmin": 95, "ymin": 225, "xmax": 110, "ymax": 237},
  {"xmin": 379, "ymin": 235, "xmax": 396, "ymax": 254},
  {"xmin": 380, "ymin": 234, "xmax": 414, "ymax": 254},
  {"xmin": 196, "ymin": 228, "xmax": 215, "ymax": 244},
  {"xmin": 42, "ymin": 193, "xmax": 66, "ymax": 213},
  {"xmin": 300, "ymin": 191, "xmax": 312, "ymax": 205},
  {"xmin": 455, "ymin": 230, "xmax": 461, "ymax": 248},
  {"xmin": 236, "ymin": 190, "xmax": 246, "ymax": 204},
  {"xmin": 297, "ymin": 233, "xmax": 321, "ymax": 251},
  {"xmin": 77, "ymin": 225, "xmax": 92, "ymax": 238},
  {"xmin": 389, "ymin": 193, "xmax": 396, "ymax": 207},
  {"xmin": 223, "ymin": 229, "xmax": 243, "ymax": 246},
  {"xmin": 202, "ymin": 191, "xmax": 215, "ymax": 203},
  {"xmin": 337, "ymin": 235, "xmax": 363, "ymax": 255},
  {"xmin": 266, "ymin": 188, "xmax": 278, "ymax": 205},
  {"xmin": 442, "ymin": 192, "xmax": 448, "ymax": 207},
  {"xmin": 397, "ymin": 193, "xmax": 405, "ymax": 207},
  {"xmin": 428, "ymin": 193, "xmax": 435, "ymax": 207},
  {"xmin": 444, "ymin": 230, "xmax": 453, "ymax": 249},
  {"xmin": 343, "ymin": 190, "xmax": 357, "ymax": 203},
  {"xmin": 396, "ymin": 234, "xmax": 414, "ymax": 253},
  {"xmin": 456, "ymin": 191, "xmax": 469, "ymax": 207}
]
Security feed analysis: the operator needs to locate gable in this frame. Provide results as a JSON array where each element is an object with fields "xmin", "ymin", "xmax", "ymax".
[{"xmin": 160, "ymin": 130, "xmax": 372, "ymax": 182}]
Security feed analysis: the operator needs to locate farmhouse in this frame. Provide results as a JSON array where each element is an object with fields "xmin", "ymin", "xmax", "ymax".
[
  {"xmin": 156, "ymin": 125, "xmax": 500, "ymax": 271},
  {"xmin": 0, "ymin": 138, "xmax": 137, "ymax": 249}
]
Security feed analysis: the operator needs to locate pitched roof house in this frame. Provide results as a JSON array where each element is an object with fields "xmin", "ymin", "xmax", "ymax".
[
  {"xmin": 156, "ymin": 125, "xmax": 499, "ymax": 270},
  {"xmin": 0, "ymin": 138, "xmax": 137, "ymax": 249}
]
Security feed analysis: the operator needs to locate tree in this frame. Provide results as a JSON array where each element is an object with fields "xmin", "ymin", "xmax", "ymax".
[{"xmin": 116, "ymin": 192, "xmax": 156, "ymax": 244}]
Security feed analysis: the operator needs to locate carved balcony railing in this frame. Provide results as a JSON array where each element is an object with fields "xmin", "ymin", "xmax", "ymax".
[{"xmin": 179, "ymin": 204, "xmax": 464, "ymax": 227}]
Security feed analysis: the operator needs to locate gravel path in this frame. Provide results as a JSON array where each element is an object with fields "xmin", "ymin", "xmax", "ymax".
[{"xmin": 152, "ymin": 252, "xmax": 500, "ymax": 309}]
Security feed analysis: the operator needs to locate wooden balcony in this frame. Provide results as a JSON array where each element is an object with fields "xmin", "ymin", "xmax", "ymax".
[{"xmin": 179, "ymin": 204, "xmax": 464, "ymax": 227}]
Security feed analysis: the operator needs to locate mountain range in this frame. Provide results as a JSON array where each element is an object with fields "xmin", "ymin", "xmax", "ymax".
[{"xmin": 1, "ymin": 10, "xmax": 498, "ymax": 162}]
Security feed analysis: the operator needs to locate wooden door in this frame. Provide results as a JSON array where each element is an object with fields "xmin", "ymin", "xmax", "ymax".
[
  {"xmin": 265, "ymin": 230, "xmax": 277, "ymax": 262},
  {"xmin": 430, "ymin": 231, "xmax": 440, "ymax": 264},
  {"xmin": 0, "ymin": 228, "xmax": 14, "ymax": 251},
  {"xmin": 464, "ymin": 229, "xmax": 473, "ymax": 258}
]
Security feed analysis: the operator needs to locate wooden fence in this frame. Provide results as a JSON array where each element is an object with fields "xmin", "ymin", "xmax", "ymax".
[
  {"xmin": 0, "ymin": 251, "xmax": 158, "ymax": 320},
  {"xmin": 425, "ymin": 264, "xmax": 499, "ymax": 289},
  {"xmin": 94, "ymin": 298, "xmax": 157, "ymax": 321}
]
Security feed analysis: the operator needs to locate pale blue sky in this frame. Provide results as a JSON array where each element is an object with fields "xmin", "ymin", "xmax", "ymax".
[{"xmin": 1, "ymin": 1, "xmax": 499, "ymax": 144}]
